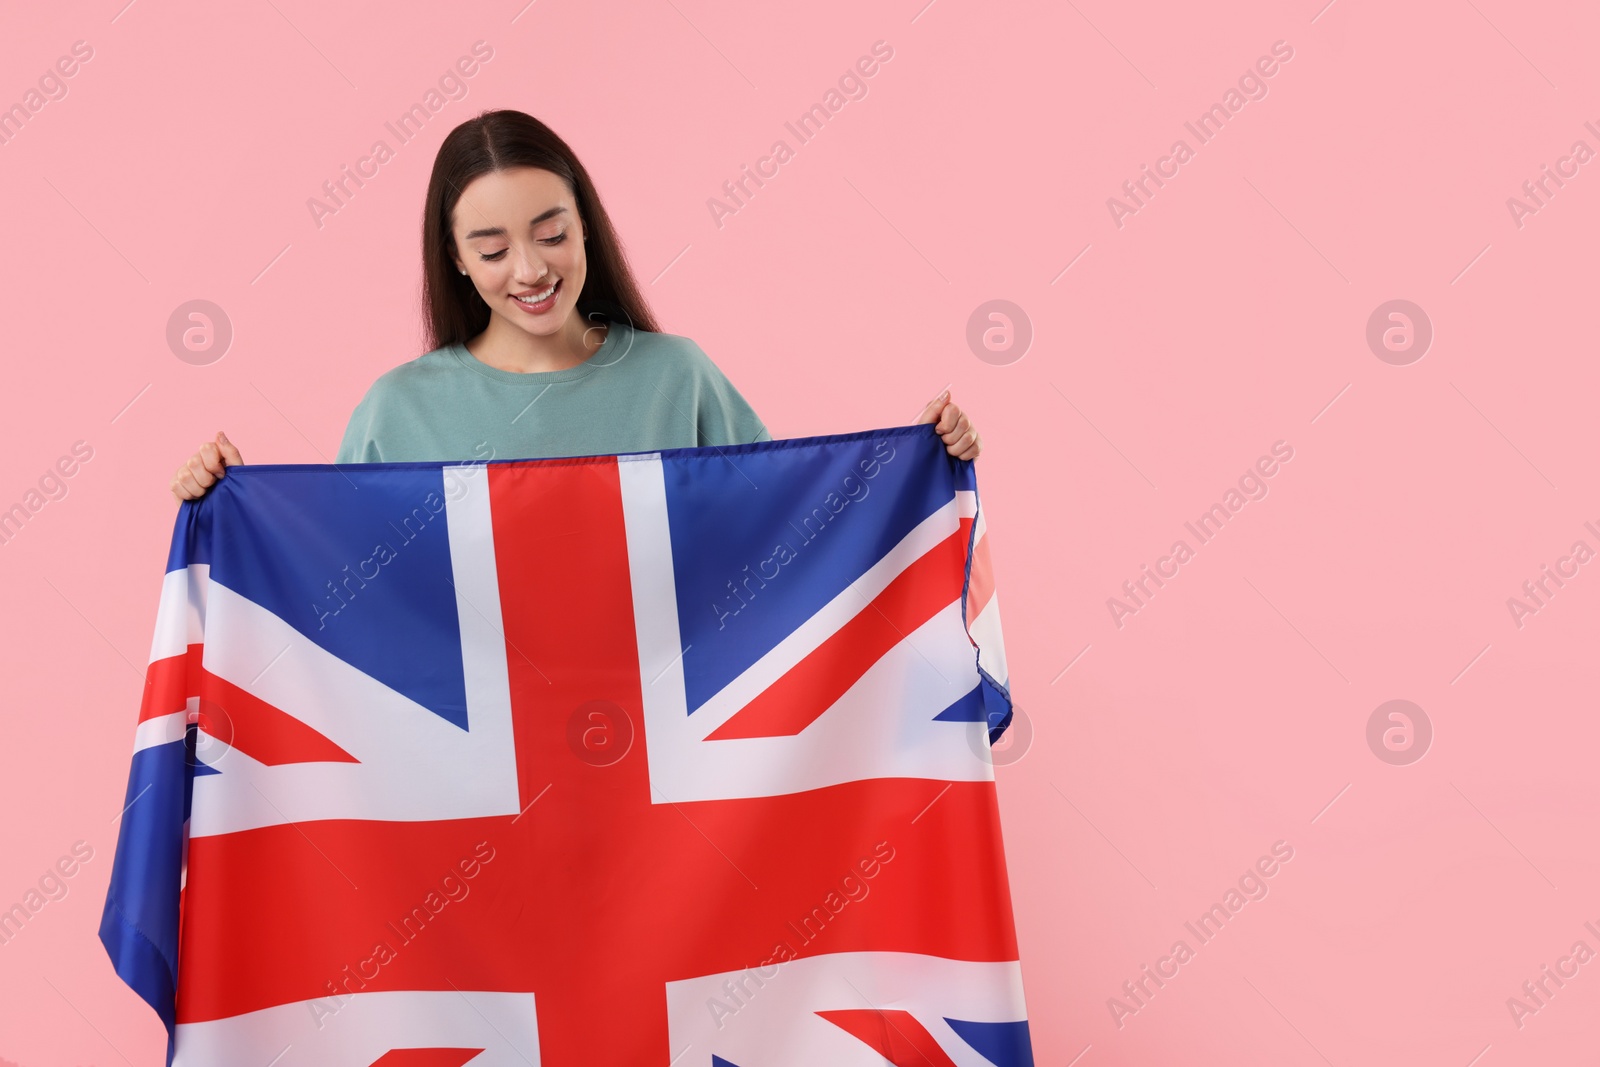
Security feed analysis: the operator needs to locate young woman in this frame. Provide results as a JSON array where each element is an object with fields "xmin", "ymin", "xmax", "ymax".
[{"xmin": 169, "ymin": 109, "xmax": 981, "ymax": 500}]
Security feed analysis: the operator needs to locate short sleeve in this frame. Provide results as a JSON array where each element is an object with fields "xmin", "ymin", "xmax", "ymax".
[
  {"xmin": 688, "ymin": 342, "xmax": 771, "ymax": 446},
  {"xmin": 334, "ymin": 383, "xmax": 381, "ymax": 464}
]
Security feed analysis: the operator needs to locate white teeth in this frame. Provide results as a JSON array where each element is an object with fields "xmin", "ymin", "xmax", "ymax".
[{"xmin": 515, "ymin": 281, "xmax": 558, "ymax": 304}]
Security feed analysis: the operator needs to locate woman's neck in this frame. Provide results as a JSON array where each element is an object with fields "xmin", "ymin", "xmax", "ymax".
[{"xmin": 465, "ymin": 315, "xmax": 607, "ymax": 374}]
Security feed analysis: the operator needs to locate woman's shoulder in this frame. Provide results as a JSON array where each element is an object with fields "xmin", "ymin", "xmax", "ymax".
[
  {"xmin": 618, "ymin": 324, "xmax": 725, "ymax": 377},
  {"xmin": 626, "ymin": 325, "xmax": 765, "ymax": 436},
  {"xmin": 355, "ymin": 343, "xmax": 461, "ymax": 401}
]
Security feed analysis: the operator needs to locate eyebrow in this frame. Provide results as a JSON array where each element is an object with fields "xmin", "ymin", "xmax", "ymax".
[{"xmin": 462, "ymin": 206, "xmax": 568, "ymax": 241}]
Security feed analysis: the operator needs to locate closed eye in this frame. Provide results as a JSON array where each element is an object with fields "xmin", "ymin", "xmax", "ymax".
[{"xmin": 479, "ymin": 233, "xmax": 566, "ymax": 261}]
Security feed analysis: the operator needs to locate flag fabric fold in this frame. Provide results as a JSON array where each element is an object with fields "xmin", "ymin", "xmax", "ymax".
[{"xmin": 100, "ymin": 422, "xmax": 1032, "ymax": 1067}]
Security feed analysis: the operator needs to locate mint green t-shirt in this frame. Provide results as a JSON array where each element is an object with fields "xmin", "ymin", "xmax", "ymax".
[{"xmin": 334, "ymin": 321, "xmax": 771, "ymax": 464}]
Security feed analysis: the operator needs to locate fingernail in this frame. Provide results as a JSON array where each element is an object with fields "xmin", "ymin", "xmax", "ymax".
[{"xmin": 218, "ymin": 431, "xmax": 230, "ymax": 443}]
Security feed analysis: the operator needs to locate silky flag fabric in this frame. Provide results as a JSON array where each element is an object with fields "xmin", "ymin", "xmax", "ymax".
[{"xmin": 99, "ymin": 422, "xmax": 1031, "ymax": 1067}]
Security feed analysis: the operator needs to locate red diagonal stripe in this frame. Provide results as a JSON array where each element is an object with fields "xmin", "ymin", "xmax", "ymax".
[
  {"xmin": 198, "ymin": 665, "xmax": 359, "ymax": 766},
  {"xmin": 139, "ymin": 642, "xmax": 357, "ymax": 766},
  {"xmin": 138, "ymin": 645, "xmax": 196, "ymax": 723},
  {"xmin": 818, "ymin": 1008, "xmax": 961, "ymax": 1067},
  {"xmin": 705, "ymin": 523, "xmax": 969, "ymax": 740},
  {"xmin": 369, "ymin": 1050, "xmax": 482, "ymax": 1067},
  {"xmin": 965, "ymin": 522, "xmax": 996, "ymax": 628}
]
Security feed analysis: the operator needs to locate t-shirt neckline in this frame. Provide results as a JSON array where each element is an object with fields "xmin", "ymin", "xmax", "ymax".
[{"xmin": 448, "ymin": 320, "xmax": 629, "ymax": 385}]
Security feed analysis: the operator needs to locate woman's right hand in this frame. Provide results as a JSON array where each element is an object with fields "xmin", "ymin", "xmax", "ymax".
[{"xmin": 172, "ymin": 431, "xmax": 243, "ymax": 504}]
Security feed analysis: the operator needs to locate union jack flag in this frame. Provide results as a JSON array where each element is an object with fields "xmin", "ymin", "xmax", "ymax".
[{"xmin": 100, "ymin": 423, "xmax": 1032, "ymax": 1066}]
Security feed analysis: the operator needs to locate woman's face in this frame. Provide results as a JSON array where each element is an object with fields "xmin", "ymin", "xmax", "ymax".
[{"xmin": 451, "ymin": 166, "xmax": 588, "ymax": 339}]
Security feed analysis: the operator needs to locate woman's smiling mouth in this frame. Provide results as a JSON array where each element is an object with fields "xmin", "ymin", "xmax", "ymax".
[{"xmin": 512, "ymin": 278, "xmax": 561, "ymax": 313}]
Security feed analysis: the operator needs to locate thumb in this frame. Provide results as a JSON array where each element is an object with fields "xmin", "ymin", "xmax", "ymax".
[
  {"xmin": 915, "ymin": 387, "xmax": 951, "ymax": 425},
  {"xmin": 215, "ymin": 431, "xmax": 244, "ymax": 466}
]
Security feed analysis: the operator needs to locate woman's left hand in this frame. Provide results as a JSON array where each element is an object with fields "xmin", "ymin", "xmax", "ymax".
[{"xmin": 915, "ymin": 388, "xmax": 982, "ymax": 460}]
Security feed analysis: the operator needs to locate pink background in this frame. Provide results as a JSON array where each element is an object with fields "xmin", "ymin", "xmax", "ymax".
[{"xmin": 2, "ymin": 0, "xmax": 1598, "ymax": 1063}]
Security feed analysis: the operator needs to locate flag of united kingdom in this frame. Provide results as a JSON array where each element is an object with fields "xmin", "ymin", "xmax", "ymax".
[{"xmin": 101, "ymin": 423, "xmax": 1033, "ymax": 1066}]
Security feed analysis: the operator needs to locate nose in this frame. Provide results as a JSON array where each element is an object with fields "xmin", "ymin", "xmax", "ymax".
[{"xmin": 510, "ymin": 241, "xmax": 550, "ymax": 283}]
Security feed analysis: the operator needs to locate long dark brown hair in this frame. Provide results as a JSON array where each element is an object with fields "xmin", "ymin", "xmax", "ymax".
[{"xmin": 421, "ymin": 109, "xmax": 659, "ymax": 351}]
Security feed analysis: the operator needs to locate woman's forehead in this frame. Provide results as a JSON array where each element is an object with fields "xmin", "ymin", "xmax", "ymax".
[{"xmin": 454, "ymin": 169, "xmax": 574, "ymax": 233}]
